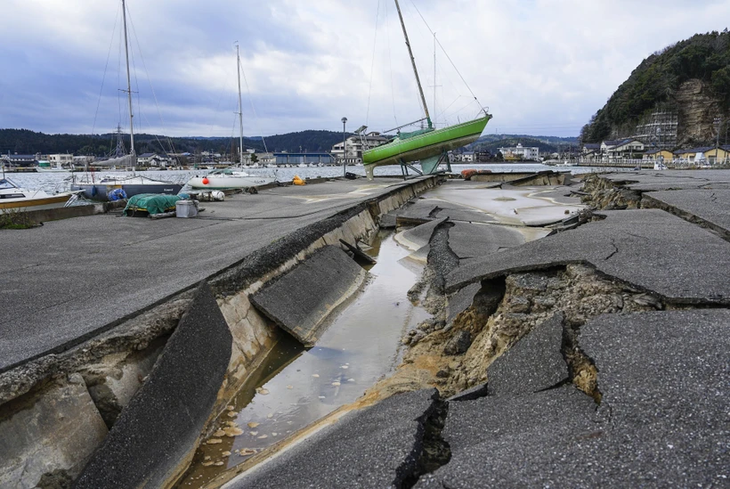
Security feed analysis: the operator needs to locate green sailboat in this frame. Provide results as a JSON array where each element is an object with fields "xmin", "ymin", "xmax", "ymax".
[{"xmin": 363, "ymin": 0, "xmax": 491, "ymax": 180}]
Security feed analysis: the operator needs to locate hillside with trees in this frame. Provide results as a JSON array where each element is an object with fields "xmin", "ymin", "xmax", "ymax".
[
  {"xmin": 580, "ymin": 29, "xmax": 730, "ymax": 147},
  {"xmin": 469, "ymin": 134, "xmax": 579, "ymax": 157},
  {"xmin": 0, "ymin": 129, "xmax": 346, "ymax": 157}
]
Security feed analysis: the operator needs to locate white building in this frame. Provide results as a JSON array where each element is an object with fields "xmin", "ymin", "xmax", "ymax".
[
  {"xmin": 47, "ymin": 154, "xmax": 75, "ymax": 165},
  {"xmin": 332, "ymin": 132, "xmax": 390, "ymax": 164},
  {"xmin": 497, "ymin": 143, "xmax": 539, "ymax": 161}
]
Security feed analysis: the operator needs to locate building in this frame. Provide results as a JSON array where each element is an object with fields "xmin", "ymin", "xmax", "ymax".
[
  {"xmin": 601, "ymin": 139, "xmax": 645, "ymax": 159},
  {"xmin": 642, "ymin": 149, "xmax": 674, "ymax": 163},
  {"xmin": 498, "ymin": 143, "xmax": 539, "ymax": 161},
  {"xmin": 46, "ymin": 154, "xmax": 74, "ymax": 166},
  {"xmin": 332, "ymin": 132, "xmax": 391, "ymax": 165},
  {"xmin": 673, "ymin": 146, "xmax": 714, "ymax": 163}
]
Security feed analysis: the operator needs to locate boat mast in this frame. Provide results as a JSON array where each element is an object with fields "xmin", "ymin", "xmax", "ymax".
[
  {"xmin": 121, "ymin": 0, "xmax": 135, "ymax": 164},
  {"xmin": 236, "ymin": 44, "xmax": 244, "ymax": 165},
  {"xmin": 393, "ymin": 0, "xmax": 432, "ymax": 128}
]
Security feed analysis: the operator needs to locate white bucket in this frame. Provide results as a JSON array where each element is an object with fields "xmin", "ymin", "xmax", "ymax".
[{"xmin": 176, "ymin": 199, "xmax": 198, "ymax": 218}]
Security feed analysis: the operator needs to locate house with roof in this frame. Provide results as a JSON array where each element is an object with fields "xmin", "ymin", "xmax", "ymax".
[
  {"xmin": 704, "ymin": 145, "xmax": 730, "ymax": 164},
  {"xmin": 642, "ymin": 148, "xmax": 674, "ymax": 163},
  {"xmin": 581, "ymin": 143, "xmax": 601, "ymax": 161},
  {"xmin": 138, "ymin": 152, "xmax": 173, "ymax": 167},
  {"xmin": 600, "ymin": 139, "xmax": 645, "ymax": 159},
  {"xmin": 673, "ymin": 147, "xmax": 714, "ymax": 164}
]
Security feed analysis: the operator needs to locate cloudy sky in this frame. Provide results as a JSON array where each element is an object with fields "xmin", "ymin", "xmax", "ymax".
[{"xmin": 0, "ymin": 0, "xmax": 728, "ymax": 138}]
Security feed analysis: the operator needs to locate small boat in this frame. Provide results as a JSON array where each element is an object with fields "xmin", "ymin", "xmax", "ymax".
[
  {"xmin": 37, "ymin": 161, "xmax": 72, "ymax": 173},
  {"xmin": 187, "ymin": 167, "xmax": 276, "ymax": 190},
  {"xmin": 362, "ymin": 0, "xmax": 491, "ymax": 180},
  {"xmin": 70, "ymin": 174, "xmax": 184, "ymax": 201},
  {"xmin": 0, "ymin": 177, "xmax": 82, "ymax": 212}
]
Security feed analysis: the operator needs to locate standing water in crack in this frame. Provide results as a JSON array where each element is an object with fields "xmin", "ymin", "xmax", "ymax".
[{"xmin": 179, "ymin": 230, "xmax": 430, "ymax": 487}]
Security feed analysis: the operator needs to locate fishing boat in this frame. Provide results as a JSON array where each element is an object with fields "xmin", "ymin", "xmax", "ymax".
[
  {"xmin": 362, "ymin": 0, "xmax": 491, "ymax": 180},
  {"xmin": 0, "ymin": 178, "xmax": 82, "ymax": 212},
  {"xmin": 71, "ymin": 0, "xmax": 182, "ymax": 201},
  {"xmin": 186, "ymin": 45, "xmax": 277, "ymax": 191}
]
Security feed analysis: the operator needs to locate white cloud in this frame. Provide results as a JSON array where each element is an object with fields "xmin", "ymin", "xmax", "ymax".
[{"xmin": 1, "ymin": 0, "xmax": 728, "ymax": 137}]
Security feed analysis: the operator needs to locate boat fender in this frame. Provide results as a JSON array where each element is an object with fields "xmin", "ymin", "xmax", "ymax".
[
  {"xmin": 292, "ymin": 175, "xmax": 305, "ymax": 186},
  {"xmin": 108, "ymin": 188, "xmax": 127, "ymax": 201},
  {"xmin": 211, "ymin": 190, "xmax": 225, "ymax": 201},
  {"xmin": 202, "ymin": 177, "xmax": 210, "ymax": 185}
]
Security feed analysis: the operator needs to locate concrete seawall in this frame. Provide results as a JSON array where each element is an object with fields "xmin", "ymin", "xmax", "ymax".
[{"xmin": 0, "ymin": 176, "xmax": 439, "ymax": 488}]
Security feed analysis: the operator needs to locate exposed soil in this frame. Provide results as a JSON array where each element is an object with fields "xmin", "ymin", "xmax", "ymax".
[{"xmin": 366, "ymin": 263, "xmax": 665, "ymax": 402}]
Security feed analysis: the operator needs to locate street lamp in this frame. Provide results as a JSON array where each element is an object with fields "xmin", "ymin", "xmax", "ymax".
[{"xmin": 341, "ymin": 117, "xmax": 348, "ymax": 177}]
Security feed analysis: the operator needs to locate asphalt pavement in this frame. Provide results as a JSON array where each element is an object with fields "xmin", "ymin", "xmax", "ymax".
[{"xmin": 0, "ymin": 177, "xmax": 412, "ymax": 372}]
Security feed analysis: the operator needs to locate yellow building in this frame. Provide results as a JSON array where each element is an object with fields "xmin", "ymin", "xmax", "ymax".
[
  {"xmin": 705, "ymin": 146, "xmax": 730, "ymax": 164},
  {"xmin": 643, "ymin": 149, "xmax": 673, "ymax": 162}
]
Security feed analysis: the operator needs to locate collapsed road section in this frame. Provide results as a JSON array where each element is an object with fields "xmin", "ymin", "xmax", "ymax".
[{"xmin": 223, "ymin": 170, "xmax": 730, "ymax": 489}]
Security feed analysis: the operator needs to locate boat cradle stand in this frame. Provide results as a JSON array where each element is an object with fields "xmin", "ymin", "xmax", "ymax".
[{"xmin": 398, "ymin": 150, "xmax": 451, "ymax": 180}]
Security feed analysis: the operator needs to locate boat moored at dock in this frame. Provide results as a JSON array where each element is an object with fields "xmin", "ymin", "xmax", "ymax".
[{"xmin": 0, "ymin": 177, "xmax": 82, "ymax": 211}]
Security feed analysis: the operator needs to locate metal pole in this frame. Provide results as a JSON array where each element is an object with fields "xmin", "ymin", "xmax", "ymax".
[
  {"xmin": 237, "ymin": 44, "xmax": 244, "ymax": 166},
  {"xmin": 393, "ymin": 0, "xmax": 431, "ymax": 127},
  {"xmin": 121, "ymin": 0, "xmax": 135, "ymax": 162},
  {"xmin": 342, "ymin": 117, "xmax": 347, "ymax": 176}
]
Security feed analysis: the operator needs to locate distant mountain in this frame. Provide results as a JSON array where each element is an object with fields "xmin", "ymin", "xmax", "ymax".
[
  {"xmin": 580, "ymin": 30, "xmax": 730, "ymax": 147},
  {"xmin": 0, "ymin": 129, "xmax": 346, "ymax": 157}
]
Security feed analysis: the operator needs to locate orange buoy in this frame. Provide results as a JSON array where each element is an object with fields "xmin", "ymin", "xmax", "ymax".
[
  {"xmin": 202, "ymin": 177, "xmax": 209, "ymax": 185},
  {"xmin": 292, "ymin": 175, "xmax": 305, "ymax": 186}
]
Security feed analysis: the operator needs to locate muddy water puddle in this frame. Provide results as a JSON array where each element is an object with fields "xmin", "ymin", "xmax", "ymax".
[{"xmin": 179, "ymin": 231, "xmax": 429, "ymax": 487}]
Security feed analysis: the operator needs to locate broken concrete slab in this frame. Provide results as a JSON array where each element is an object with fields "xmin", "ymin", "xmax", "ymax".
[
  {"xmin": 643, "ymin": 188, "xmax": 730, "ymax": 239},
  {"xmin": 74, "ymin": 282, "xmax": 233, "ymax": 489},
  {"xmin": 426, "ymin": 202, "xmax": 497, "ymax": 224},
  {"xmin": 395, "ymin": 200, "xmax": 444, "ymax": 223},
  {"xmin": 416, "ymin": 386, "xmax": 599, "ymax": 488},
  {"xmin": 250, "ymin": 246, "xmax": 367, "ymax": 346},
  {"xmin": 420, "ymin": 309, "xmax": 730, "ymax": 488},
  {"xmin": 448, "ymin": 221, "xmax": 525, "ymax": 259},
  {"xmin": 0, "ymin": 375, "xmax": 108, "ymax": 489},
  {"xmin": 487, "ymin": 313, "xmax": 567, "ymax": 396},
  {"xmin": 447, "ymin": 209, "xmax": 730, "ymax": 305},
  {"xmin": 600, "ymin": 170, "xmax": 730, "ymax": 192},
  {"xmin": 581, "ymin": 309, "xmax": 730, "ymax": 453},
  {"xmin": 446, "ymin": 283, "xmax": 482, "ymax": 325},
  {"xmin": 396, "ymin": 217, "xmax": 449, "ymax": 251},
  {"xmin": 226, "ymin": 389, "xmax": 440, "ymax": 489}
]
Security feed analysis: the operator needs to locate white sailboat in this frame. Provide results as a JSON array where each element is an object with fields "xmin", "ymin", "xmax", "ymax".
[
  {"xmin": 187, "ymin": 45, "xmax": 276, "ymax": 190},
  {"xmin": 71, "ymin": 0, "xmax": 183, "ymax": 201}
]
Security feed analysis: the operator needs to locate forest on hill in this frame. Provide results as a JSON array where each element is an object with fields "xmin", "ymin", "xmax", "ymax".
[
  {"xmin": 580, "ymin": 29, "xmax": 730, "ymax": 145},
  {"xmin": 0, "ymin": 129, "xmax": 345, "ymax": 157}
]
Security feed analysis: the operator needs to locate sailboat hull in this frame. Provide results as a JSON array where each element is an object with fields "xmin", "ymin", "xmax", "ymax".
[
  {"xmin": 71, "ymin": 175, "xmax": 183, "ymax": 201},
  {"xmin": 363, "ymin": 115, "xmax": 491, "ymax": 171}
]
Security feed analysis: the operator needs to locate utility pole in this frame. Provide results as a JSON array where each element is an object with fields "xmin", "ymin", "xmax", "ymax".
[{"xmin": 714, "ymin": 117, "xmax": 722, "ymax": 165}]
